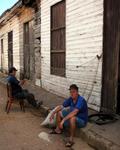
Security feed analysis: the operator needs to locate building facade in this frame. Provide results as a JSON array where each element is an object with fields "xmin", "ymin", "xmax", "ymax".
[
  {"xmin": 0, "ymin": 0, "xmax": 120, "ymax": 113},
  {"xmin": 41, "ymin": 0, "xmax": 103, "ymax": 111},
  {"xmin": 0, "ymin": 0, "xmax": 41, "ymax": 82}
]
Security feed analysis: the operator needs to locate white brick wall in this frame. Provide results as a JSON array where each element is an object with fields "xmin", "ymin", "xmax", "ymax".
[
  {"xmin": 0, "ymin": 6, "xmax": 35, "ymax": 77},
  {"xmin": 0, "ymin": 16, "xmax": 20, "ymax": 75},
  {"xmin": 41, "ymin": 0, "xmax": 103, "ymax": 111}
]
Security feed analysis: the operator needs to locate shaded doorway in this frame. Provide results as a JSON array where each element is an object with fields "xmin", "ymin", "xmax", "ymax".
[
  {"xmin": 8, "ymin": 31, "xmax": 13, "ymax": 69},
  {"xmin": 1, "ymin": 39, "xmax": 4, "ymax": 72}
]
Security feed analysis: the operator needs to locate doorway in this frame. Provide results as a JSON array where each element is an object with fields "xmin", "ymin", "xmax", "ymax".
[
  {"xmin": 1, "ymin": 39, "xmax": 4, "ymax": 72},
  {"xmin": 24, "ymin": 22, "xmax": 30, "ymax": 79},
  {"xmin": 23, "ymin": 20, "xmax": 35, "ymax": 80},
  {"xmin": 8, "ymin": 31, "xmax": 13, "ymax": 69}
]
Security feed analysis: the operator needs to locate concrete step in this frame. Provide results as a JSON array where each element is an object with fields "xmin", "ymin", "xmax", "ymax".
[{"xmin": 40, "ymin": 105, "xmax": 120, "ymax": 150}]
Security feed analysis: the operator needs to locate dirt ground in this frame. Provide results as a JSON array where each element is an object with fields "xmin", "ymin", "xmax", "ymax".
[{"xmin": 0, "ymin": 84, "xmax": 94, "ymax": 150}]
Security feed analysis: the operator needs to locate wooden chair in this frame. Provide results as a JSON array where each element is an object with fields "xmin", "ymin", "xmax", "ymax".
[{"xmin": 5, "ymin": 82, "xmax": 25, "ymax": 114}]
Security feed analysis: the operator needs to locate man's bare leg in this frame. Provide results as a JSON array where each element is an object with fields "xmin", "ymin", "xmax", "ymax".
[
  {"xmin": 69, "ymin": 117, "xmax": 76, "ymax": 142},
  {"xmin": 55, "ymin": 111, "xmax": 62, "ymax": 133},
  {"xmin": 65, "ymin": 117, "xmax": 76, "ymax": 147}
]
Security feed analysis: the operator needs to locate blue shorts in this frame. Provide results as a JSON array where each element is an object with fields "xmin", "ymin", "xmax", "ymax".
[{"xmin": 61, "ymin": 108, "xmax": 86, "ymax": 128}]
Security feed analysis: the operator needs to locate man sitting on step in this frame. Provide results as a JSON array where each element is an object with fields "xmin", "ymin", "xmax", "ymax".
[
  {"xmin": 7, "ymin": 67, "xmax": 43, "ymax": 108},
  {"xmin": 50, "ymin": 84, "xmax": 88, "ymax": 147}
]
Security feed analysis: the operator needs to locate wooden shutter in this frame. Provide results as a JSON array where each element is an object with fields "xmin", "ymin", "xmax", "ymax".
[{"xmin": 51, "ymin": 0, "xmax": 66, "ymax": 77}]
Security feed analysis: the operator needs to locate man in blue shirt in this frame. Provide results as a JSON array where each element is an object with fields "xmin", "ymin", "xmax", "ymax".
[
  {"xmin": 7, "ymin": 67, "xmax": 42, "ymax": 108},
  {"xmin": 50, "ymin": 84, "xmax": 88, "ymax": 147}
]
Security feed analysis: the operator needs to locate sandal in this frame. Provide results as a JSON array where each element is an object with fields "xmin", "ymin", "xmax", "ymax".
[
  {"xmin": 49, "ymin": 129, "xmax": 62, "ymax": 134},
  {"xmin": 65, "ymin": 141, "xmax": 74, "ymax": 147}
]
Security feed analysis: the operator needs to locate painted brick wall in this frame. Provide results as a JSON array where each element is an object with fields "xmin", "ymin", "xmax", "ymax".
[
  {"xmin": 0, "ymin": 6, "xmax": 35, "ymax": 77},
  {"xmin": 0, "ymin": 16, "xmax": 20, "ymax": 75}
]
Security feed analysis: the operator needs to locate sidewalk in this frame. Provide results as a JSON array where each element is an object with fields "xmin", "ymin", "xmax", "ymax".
[{"xmin": 0, "ymin": 72, "xmax": 120, "ymax": 150}]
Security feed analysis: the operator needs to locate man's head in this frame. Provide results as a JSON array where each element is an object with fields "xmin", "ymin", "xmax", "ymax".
[
  {"xmin": 9, "ymin": 67, "xmax": 17, "ymax": 76},
  {"xmin": 69, "ymin": 84, "xmax": 79, "ymax": 100}
]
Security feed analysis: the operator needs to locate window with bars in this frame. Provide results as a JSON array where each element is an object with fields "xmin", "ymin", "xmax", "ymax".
[{"xmin": 50, "ymin": 0, "xmax": 66, "ymax": 77}]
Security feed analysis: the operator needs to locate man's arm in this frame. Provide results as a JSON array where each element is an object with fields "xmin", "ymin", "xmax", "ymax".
[
  {"xmin": 50, "ymin": 105, "xmax": 63, "ymax": 121},
  {"xmin": 59, "ymin": 108, "xmax": 79, "ymax": 129},
  {"xmin": 54, "ymin": 105, "xmax": 63, "ymax": 113},
  {"xmin": 19, "ymin": 79, "xmax": 26, "ymax": 86},
  {"xmin": 50, "ymin": 98, "xmax": 71, "ymax": 121},
  {"xmin": 9, "ymin": 76, "xmax": 26, "ymax": 86},
  {"xmin": 63, "ymin": 108, "xmax": 79, "ymax": 122}
]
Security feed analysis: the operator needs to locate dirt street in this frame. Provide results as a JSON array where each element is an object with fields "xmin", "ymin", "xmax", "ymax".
[{"xmin": 0, "ymin": 84, "xmax": 94, "ymax": 150}]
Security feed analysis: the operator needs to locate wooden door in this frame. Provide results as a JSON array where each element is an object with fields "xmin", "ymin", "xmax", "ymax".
[
  {"xmin": 29, "ymin": 20, "xmax": 35, "ymax": 80},
  {"xmin": 23, "ymin": 20, "xmax": 35, "ymax": 80},
  {"xmin": 1, "ymin": 39, "xmax": 4, "ymax": 71},
  {"xmin": 101, "ymin": 0, "xmax": 120, "ymax": 113},
  {"xmin": 8, "ymin": 31, "xmax": 13, "ymax": 69},
  {"xmin": 24, "ymin": 22, "xmax": 30, "ymax": 79}
]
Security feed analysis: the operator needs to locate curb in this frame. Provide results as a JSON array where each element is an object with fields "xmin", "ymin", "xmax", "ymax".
[
  {"xmin": 78, "ymin": 125, "xmax": 120, "ymax": 150},
  {"xmin": 39, "ymin": 103, "xmax": 120, "ymax": 150}
]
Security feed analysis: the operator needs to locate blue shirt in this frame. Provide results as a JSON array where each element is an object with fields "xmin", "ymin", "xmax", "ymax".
[
  {"xmin": 62, "ymin": 95, "xmax": 88, "ymax": 124},
  {"xmin": 7, "ymin": 75, "xmax": 22, "ymax": 96}
]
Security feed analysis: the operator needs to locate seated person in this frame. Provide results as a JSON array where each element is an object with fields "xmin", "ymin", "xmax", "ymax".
[
  {"xmin": 50, "ymin": 84, "xmax": 88, "ymax": 147},
  {"xmin": 7, "ymin": 67, "xmax": 42, "ymax": 108}
]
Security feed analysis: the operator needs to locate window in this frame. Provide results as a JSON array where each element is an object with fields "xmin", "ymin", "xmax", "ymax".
[{"xmin": 51, "ymin": 0, "xmax": 66, "ymax": 77}]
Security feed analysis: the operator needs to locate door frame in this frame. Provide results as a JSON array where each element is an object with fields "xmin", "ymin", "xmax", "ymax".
[{"xmin": 101, "ymin": 0, "xmax": 120, "ymax": 113}]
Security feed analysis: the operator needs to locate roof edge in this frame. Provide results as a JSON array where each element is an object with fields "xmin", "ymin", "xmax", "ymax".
[{"xmin": 0, "ymin": 0, "xmax": 22, "ymax": 20}]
